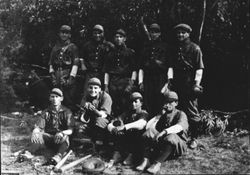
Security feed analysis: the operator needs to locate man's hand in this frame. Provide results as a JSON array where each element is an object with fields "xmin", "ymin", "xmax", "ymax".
[
  {"xmin": 31, "ymin": 131, "xmax": 44, "ymax": 144},
  {"xmin": 192, "ymin": 84, "xmax": 203, "ymax": 96},
  {"xmin": 84, "ymin": 102, "xmax": 96, "ymax": 111},
  {"xmin": 67, "ymin": 76, "xmax": 75, "ymax": 86},
  {"xmin": 96, "ymin": 117, "xmax": 109, "ymax": 128},
  {"xmin": 54, "ymin": 132, "xmax": 64, "ymax": 144},
  {"xmin": 112, "ymin": 127, "xmax": 125, "ymax": 136},
  {"xmin": 125, "ymin": 80, "xmax": 134, "ymax": 93},
  {"xmin": 155, "ymin": 130, "xmax": 167, "ymax": 142},
  {"xmin": 139, "ymin": 83, "xmax": 144, "ymax": 92},
  {"xmin": 104, "ymin": 84, "xmax": 109, "ymax": 94},
  {"xmin": 51, "ymin": 73, "xmax": 57, "ymax": 86}
]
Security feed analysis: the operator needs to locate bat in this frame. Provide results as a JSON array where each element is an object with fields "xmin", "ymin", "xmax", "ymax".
[
  {"xmin": 53, "ymin": 150, "xmax": 73, "ymax": 172},
  {"xmin": 58, "ymin": 154, "xmax": 92, "ymax": 173}
]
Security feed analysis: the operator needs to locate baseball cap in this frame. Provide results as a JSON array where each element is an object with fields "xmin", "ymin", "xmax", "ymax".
[
  {"xmin": 88, "ymin": 77, "xmax": 101, "ymax": 87},
  {"xmin": 60, "ymin": 25, "xmax": 71, "ymax": 32},
  {"xmin": 50, "ymin": 88, "xmax": 63, "ymax": 97},
  {"xmin": 174, "ymin": 23, "xmax": 192, "ymax": 33},
  {"xmin": 164, "ymin": 91, "xmax": 178, "ymax": 103}
]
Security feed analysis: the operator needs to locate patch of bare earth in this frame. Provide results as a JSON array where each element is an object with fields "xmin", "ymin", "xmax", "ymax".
[{"xmin": 1, "ymin": 112, "xmax": 250, "ymax": 174}]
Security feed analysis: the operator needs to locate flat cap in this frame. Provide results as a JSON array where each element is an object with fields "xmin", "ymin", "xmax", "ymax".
[
  {"xmin": 51, "ymin": 88, "xmax": 63, "ymax": 97},
  {"xmin": 115, "ymin": 29, "xmax": 126, "ymax": 37},
  {"xmin": 60, "ymin": 25, "xmax": 71, "ymax": 32},
  {"xmin": 130, "ymin": 92, "xmax": 143, "ymax": 100},
  {"xmin": 149, "ymin": 23, "xmax": 161, "ymax": 31},
  {"xmin": 164, "ymin": 91, "xmax": 178, "ymax": 102},
  {"xmin": 174, "ymin": 23, "xmax": 192, "ymax": 33},
  {"xmin": 88, "ymin": 77, "xmax": 101, "ymax": 87},
  {"xmin": 93, "ymin": 24, "xmax": 104, "ymax": 32}
]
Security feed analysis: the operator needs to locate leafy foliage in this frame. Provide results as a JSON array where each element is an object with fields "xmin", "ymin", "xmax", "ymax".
[{"xmin": 0, "ymin": 0, "xmax": 249, "ymax": 112}]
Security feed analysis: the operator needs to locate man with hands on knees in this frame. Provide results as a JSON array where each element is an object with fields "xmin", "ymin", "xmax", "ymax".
[
  {"xmin": 20, "ymin": 88, "xmax": 74, "ymax": 165},
  {"xmin": 106, "ymin": 92, "xmax": 149, "ymax": 168},
  {"xmin": 136, "ymin": 91, "xmax": 188, "ymax": 174},
  {"xmin": 78, "ymin": 77, "xmax": 112, "ymax": 146}
]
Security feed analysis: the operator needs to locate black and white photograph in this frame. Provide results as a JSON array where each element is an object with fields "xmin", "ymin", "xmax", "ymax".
[{"xmin": 0, "ymin": 0, "xmax": 249, "ymax": 174}]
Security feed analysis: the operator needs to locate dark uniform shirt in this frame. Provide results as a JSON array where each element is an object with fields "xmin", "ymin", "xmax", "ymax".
[
  {"xmin": 36, "ymin": 105, "xmax": 74, "ymax": 135},
  {"xmin": 103, "ymin": 45, "xmax": 136, "ymax": 77},
  {"xmin": 140, "ymin": 39, "xmax": 171, "ymax": 75},
  {"xmin": 49, "ymin": 40, "xmax": 79, "ymax": 71},
  {"xmin": 171, "ymin": 38, "xmax": 204, "ymax": 87},
  {"xmin": 80, "ymin": 39, "xmax": 114, "ymax": 72},
  {"xmin": 155, "ymin": 109, "xmax": 189, "ymax": 141},
  {"xmin": 119, "ymin": 109, "xmax": 148, "ymax": 125}
]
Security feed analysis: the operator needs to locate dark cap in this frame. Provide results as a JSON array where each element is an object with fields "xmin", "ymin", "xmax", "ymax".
[
  {"xmin": 115, "ymin": 29, "xmax": 126, "ymax": 37},
  {"xmin": 164, "ymin": 91, "xmax": 178, "ymax": 103},
  {"xmin": 174, "ymin": 23, "xmax": 192, "ymax": 33},
  {"xmin": 149, "ymin": 23, "xmax": 161, "ymax": 32},
  {"xmin": 50, "ymin": 88, "xmax": 63, "ymax": 97},
  {"xmin": 60, "ymin": 25, "xmax": 71, "ymax": 32},
  {"xmin": 93, "ymin": 24, "xmax": 104, "ymax": 32},
  {"xmin": 88, "ymin": 77, "xmax": 101, "ymax": 87},
  {"xmin": 130, "ymin": 92, "xmax": 143, "ymax": 101}
]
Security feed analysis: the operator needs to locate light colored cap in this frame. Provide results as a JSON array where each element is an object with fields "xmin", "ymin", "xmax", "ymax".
[
  {"xmin": 51, "ymin": 88, "xmax": 63, "ymax": 97},
  {"xmin": 88, "ymin": 77, "xmax": 101, "ymax": 87}
]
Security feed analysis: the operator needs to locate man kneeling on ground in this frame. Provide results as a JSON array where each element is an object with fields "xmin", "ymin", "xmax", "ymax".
[
  {"xmin": 136, "ymin": 91, "xmax": 189, "ymax": 174},
  {"xmin": 77, "ymin": 77, "xmax": 112, "ymax": 147},
  {"xmin": 106, "ymin": 92, "xmax": 149, "ymax": 168},
  {"xmin": 20, "ymin": 88, "xmax": 74, "ymax": 165}
]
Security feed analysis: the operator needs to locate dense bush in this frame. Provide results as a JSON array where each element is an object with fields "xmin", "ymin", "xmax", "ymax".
[{"xmin": 0, "ymin": 0, "xmax": 249, "ymax": 112}]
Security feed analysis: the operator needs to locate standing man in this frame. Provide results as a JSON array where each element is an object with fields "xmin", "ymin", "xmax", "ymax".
[
  {"xmin": 138, "ymin": 23, "xmax": 173, "ymax": 118},
  {"xmin": 103, "ymin": 29, "xmax": 137, "ymax": 116},
  {"xmin": 78, "ymin": 77, "xmax": 112, "ymax": 145},
  {"xmin": 80, "ymin": 24, "xmax": 114, "ymax": 93},
  {"xmin": 107, "ymin": 92, "xmax": 149, "ymax": 168},
  {"xmin": 136, "ymin": 91, "xmax": 188, "ymax": 174},
  {"xmin": 171, "ymin": 23, "xmax": 204, "ymax": 149},
  {"xmin": 49, "ymin": 25, "xmax": 79, "ymax": 113},
  {"xmin": 20, "ymin": 88, "xmax": 74, "ymax": 165}
]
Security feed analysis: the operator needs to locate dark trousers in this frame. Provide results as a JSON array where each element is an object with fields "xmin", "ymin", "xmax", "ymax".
[
  {"xmin": 144, "ymin": 73, "xmax": 166, "ymax": 118},
  {"xmin": 109, "ymin": 76, "xmax": 131, "ymax": 116},
  {"xmin": 27, "ymin": 133, "xmax": 69, "ymax": 156},
  {"xmin": 173, "ymin": 77, "xmax": 201, "ymax": 140},
  {"xmin": 112, "ymin": 130, "xmax": 144, "ymax": 161},
  {"xmin": 142, "ymin": 133, "xmax": 187, "ymax": 163}
]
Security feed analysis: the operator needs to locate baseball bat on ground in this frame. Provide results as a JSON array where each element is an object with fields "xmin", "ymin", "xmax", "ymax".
[
  {"xmin": 58, "ymin": 154, "xmax": 92, "ymax": 173},
  {"xmin": 53, "ymin": 150, "xmax": 73, "ymax": 172}
]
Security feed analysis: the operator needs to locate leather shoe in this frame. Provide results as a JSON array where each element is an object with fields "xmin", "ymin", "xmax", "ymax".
[
  {"xmin": 146, "ymin": 162, "xmax": 161, "ymax": 174},
  {"xmin": 136, "ymin": 157, "xmax": 149, "ymax": 171}
]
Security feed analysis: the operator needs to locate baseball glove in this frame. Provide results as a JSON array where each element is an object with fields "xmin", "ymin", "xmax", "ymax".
[{"xmin": 82, "ymin": 157, "xmax": 105, "ymax": 173}]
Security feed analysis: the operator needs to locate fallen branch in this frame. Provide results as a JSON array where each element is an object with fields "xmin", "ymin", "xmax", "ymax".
[{"xmin": 1, "ymin": 115, "xmax": 19, "ymax": 120}]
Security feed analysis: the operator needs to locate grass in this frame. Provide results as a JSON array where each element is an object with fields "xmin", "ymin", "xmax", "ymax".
[{"xmin": 1, "ymin": 112, "xmax": 250, "ymax": 174}]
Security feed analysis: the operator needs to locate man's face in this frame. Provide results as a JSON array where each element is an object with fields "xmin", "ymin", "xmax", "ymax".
[
  {"xmin": 131, "ymin": 98, "xmax": 142, "ymax": 111},
  {"xmin": 93, "ymin": 30, "xmax": 104, "ymax": 42},
  {"xmin": 149, "ymin": 30, "xmax": 161, "ymax": 41},
  {"xmin": 176, "ymin": 29, "xmax": 190, "ymax": 42},
  {"xmin": 59, "ymin": 30, "xmax": 71, "ymax": 41},
  {"xmin": 114, "ymin": 34, "xmax": 126, "ymax": 46},
  {"xmin": 49, "ymin": 94, "xmax": 63, "ymax": 106},
  {"xmin": 88, "ymin": 85, "xmax": 101, "ymax": 97},
  {"xmin": 162, "ymin": 101, "xmax": 177, "ymax": 113}
]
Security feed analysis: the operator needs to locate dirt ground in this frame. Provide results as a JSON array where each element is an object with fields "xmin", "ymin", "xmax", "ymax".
[{"xmin": 1, "ymin": 112, "xmax": 250, "ymax": 175}]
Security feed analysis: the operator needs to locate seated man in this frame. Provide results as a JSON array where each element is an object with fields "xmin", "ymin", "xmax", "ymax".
[
  {"xmin": 20, "ymin": 88, "xmax": 74, "ymax": 165},
  {"xmin": 77, "ymin": 77, "xmax": 112, "ymax": 145},
  {"xmin": 107, "ymin": 92, "xmax": 149, "ymax": 168},
  {"xmin": 136, "ymin": 91, "xmax": 189, "ymax": 174}
]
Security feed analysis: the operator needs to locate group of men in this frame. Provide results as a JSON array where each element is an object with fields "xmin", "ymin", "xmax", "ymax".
[{"xmin": 19, "ymin": 22, "xmax": 204, "ymax": 174}]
